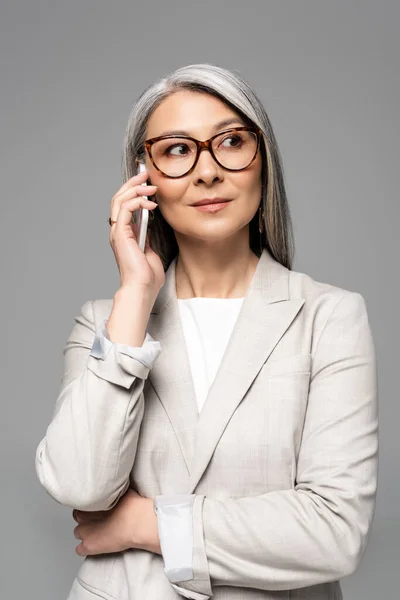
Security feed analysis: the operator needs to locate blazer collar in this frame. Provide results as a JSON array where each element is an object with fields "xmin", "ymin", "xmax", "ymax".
[{"xmin": 147, "ymin": 248, "xmax": 305, "ymax": 493}]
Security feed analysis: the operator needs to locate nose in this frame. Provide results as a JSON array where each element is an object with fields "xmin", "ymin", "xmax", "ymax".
[{"xmin": 193, "ymin": 146, "xmax": 223, "ymax": 185}]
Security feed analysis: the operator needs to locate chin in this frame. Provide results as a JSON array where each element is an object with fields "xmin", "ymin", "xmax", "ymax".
[{"xmin": 187, "ymin": 226, "xmax": 244, "ymax": 244}]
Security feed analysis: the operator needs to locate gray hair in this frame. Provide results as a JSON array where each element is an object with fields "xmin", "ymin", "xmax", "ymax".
[{"xmin": 122, "ymin": 63, "xmax": 294, "ymax": 270}]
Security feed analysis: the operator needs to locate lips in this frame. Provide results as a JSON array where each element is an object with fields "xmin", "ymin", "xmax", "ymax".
[{"xmin": 191, "ymin": 198, "xmax": 231, "ymax": 206}]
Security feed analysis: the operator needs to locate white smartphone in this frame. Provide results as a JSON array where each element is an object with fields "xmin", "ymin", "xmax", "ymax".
[{"xmin": 133, "ymin": 161, "xmax": 150, "ymax": 251}]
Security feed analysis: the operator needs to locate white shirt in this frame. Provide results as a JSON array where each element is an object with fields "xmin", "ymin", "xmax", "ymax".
[{"xmin": 177, "ymin": 297, "xmax": 245, "ymax": 413}]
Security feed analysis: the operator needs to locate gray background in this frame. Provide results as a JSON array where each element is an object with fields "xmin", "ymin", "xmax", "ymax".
[{"xmin": 1, "ymin": 1, "xmax": 398, "ymax": 598}]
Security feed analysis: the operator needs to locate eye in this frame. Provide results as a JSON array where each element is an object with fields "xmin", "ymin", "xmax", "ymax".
[
  {"xmin": 164, "ymin": 143, "xmax": 192, "ymax": 157},
  {"xmin": 220, "ymin": 134, "xmax": 244, "ymax": 149}
]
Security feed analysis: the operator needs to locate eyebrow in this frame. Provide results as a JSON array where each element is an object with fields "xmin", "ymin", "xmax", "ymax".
[{"xmin": 156, "ymin": 118, "xmax": 246, "ymax": 138}]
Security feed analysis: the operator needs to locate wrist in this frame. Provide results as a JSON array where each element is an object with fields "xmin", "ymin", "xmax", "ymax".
[
  {"xmin": 115, "ymin": 285, "xmax": 155, "ymax": 309},
  {"xmin": 108, "ymin": 288, "xmax": 153, "ymax": 346},
  {"xmin": 132, "ymin": 498, "xmax": 162, "ymax": 555}
]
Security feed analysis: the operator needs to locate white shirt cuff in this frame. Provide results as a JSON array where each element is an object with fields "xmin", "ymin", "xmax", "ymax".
[
  {"xmin": 89, "ymin": 318, "xmax": 161, "ymax": 368},
  {"xmin": 154, "ymin": 494, "xmax": 196, "ymax": 583}
]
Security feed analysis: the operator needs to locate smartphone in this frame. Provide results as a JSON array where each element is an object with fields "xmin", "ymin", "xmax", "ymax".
[{"xmin": 132, "ymin": 161, "xmax": 149, "ymax": 251}]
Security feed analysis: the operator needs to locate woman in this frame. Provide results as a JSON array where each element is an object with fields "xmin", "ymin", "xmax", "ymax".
[{"xmin": 35, "ymin": 63, "xmax": 378, "ymax": 600}]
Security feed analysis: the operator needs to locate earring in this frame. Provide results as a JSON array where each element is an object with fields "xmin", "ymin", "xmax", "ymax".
[
  {"xmin": 258, "ymin": 205, "xmax": 265, "ymax": 253},
  {"xmin": 258, "ymin": 205, "xmax": 265, "ymax": 233}
]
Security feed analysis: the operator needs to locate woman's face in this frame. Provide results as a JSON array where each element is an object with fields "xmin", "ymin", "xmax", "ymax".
[{"xmin": 144, "ymin": 90, "xmax": 263, "ymax": 247}]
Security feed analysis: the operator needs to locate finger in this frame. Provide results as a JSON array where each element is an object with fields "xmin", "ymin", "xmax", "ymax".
[
  {"xmin": 73, "ymin": 509, "xmax": 109, "ymax": 523},
  {"xmin": 112, "ymin": 186, "xmax": 158, "ymax": 216},
  {"xmin": 114, "ymin": 169, "xmax": 150, "ymax": 197},
  {"xmin": 114, "ymin": 176, "xmax": 155, "ymax": 200},
  {"xmin": 111, "ymin": 185, "xmax": 157, "ymax": 225},
  {"xmin": 73, "ymin": 510, "xmax": 86, "ymax": 524},
  {"xmin": 112, "ymin": 198, "xmax": 158, "ymax": 230},
  {"xmin": 109, "ymin": 198, "xmax": 157, "ymax": 241},
  {"xmin": 75, "ymin": 543, "xmax": 86, "ymax": 557},
  {"xmin": 112, "ymin": 184, "xmax": 157, "ymax": 212}
]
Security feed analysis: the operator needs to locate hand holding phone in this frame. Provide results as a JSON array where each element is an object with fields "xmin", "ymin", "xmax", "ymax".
[{"xmin": 108, "ymin": 164, "xmax": 163, "ymax": 292}]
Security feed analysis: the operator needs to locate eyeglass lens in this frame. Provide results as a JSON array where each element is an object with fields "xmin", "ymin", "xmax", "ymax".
[{"xmin": 150, "ymin": 130, "xmax": 258, "ymax": 177}]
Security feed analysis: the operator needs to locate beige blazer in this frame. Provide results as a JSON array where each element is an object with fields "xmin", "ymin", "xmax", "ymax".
[{"xmin": 35, "ymin": 248, "xmax": 379, "ymax": 600}]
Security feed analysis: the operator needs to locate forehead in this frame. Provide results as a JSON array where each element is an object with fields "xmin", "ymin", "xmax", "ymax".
[{"xmin": 146, "ymin": 90, "xmax": 245, "ymax": 139}]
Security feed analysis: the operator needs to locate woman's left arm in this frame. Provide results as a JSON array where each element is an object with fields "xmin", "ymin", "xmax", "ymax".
[{"xmin": 155, "ymin": 291, "xmax": 379, "ymax": 600}]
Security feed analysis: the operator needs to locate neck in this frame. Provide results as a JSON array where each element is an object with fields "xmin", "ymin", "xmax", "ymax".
[{"xmin": 175, "ymin": 242, "xmax": 260, "ymax": 299}]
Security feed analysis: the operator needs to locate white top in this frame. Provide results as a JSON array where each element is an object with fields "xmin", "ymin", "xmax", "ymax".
[{"xmin": 177, "ymin": 297, "xmax": 245, "ymax": 413}]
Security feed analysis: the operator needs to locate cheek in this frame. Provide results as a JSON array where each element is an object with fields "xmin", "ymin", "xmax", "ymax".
[
  {"xmin": 153, "ymin": 178, "xmax": 188, "ymax": 206},
  {"xmin": 153, "ymin": 183, "xmax": 190, "ymax": 229},
  {"xmin": 234, "ymin": 174, "xmax": 262, "ymax": 218},
  {"xmin": 231, "ymin": 159, "xmax": 262, "ymax": 196},
  {"xmin": 244, "ymin": 170, "xmax": 262, "ymax": 197}
]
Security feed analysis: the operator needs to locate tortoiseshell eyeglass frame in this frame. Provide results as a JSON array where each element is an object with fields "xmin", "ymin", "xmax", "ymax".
[{"xmin": 135, "ymin": 126, "xmax": 263, "ymax": 179}]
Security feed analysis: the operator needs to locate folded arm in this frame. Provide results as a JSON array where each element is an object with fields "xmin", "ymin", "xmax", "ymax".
[
  {"xmin": 154, "ymin": 291, "xmax": 379, "ymax": 599},
  {"xmin": 35, "ymin": 299, "xmax": 161, "ymax": 511}
]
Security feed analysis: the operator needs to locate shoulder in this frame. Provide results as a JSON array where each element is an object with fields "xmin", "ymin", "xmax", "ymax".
[
  {"xmin": 288, "ymin": 266, "xmax": 370, "ymax": 329},
  {"xmin": 286, "ymin": 267, "xmax": 374, "ymax": 369}
]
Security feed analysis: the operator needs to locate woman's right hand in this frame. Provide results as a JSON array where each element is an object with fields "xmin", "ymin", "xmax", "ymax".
[{"xmin": 109, "ymin": 169, "xmax": 165, "ymax": 298}]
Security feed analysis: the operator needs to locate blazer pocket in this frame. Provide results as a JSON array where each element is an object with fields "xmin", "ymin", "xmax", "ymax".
[{"xmin": 265, "ymin": 352, "xmax": 312, "ymax": 377}]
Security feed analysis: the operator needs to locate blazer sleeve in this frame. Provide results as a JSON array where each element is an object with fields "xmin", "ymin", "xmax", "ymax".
[
  {"xmin": 154, "ymin": 291, "xmax": 379, "ymax": 598},
  {"xmin": 35, "ymin": 299, "xmax": 161, "ymax": 512}
]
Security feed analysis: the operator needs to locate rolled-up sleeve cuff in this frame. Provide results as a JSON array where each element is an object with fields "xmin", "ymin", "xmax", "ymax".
[
  {"xmin": 154, "ymin": 494, "xmax": 212, "ymax": 600},
  {"xmin": 87, "ymin": 318, "xmax": 162, "ymax": 388}
]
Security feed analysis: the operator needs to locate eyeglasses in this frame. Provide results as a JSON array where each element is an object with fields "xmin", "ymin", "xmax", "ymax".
[{"xmin": 137, "ymin": 126, "xmax": 263, "ymax": 178}]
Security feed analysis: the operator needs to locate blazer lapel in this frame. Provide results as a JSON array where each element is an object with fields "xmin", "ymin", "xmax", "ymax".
[
  {"xmin": 188, "ymin": 250, "xmax": 305, "ymax": 492},
  {"xmin": 147, "ymin": 249, "xmax": 305, "ymax": 491}
]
